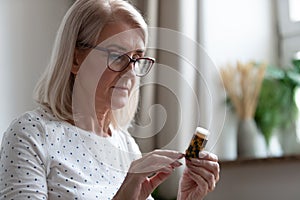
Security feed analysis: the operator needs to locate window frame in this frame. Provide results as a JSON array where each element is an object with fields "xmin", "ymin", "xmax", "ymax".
[{"xmin": 276, "ymin": 0, "xmax": 300, "ymax": 66}]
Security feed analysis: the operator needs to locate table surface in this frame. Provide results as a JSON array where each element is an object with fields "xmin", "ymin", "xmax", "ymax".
[{"xmin": 220, "ymin": 154, "xmax": 300, "ymax": 166}]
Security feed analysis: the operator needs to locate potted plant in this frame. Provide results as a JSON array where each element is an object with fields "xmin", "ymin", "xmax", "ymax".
[{"xmin": 254, "ymin": 59, "xmax": 300, "ymax": 150}]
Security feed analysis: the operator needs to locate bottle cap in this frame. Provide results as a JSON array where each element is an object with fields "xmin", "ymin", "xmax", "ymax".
[{"xmin": 195, "ymin": 127, "xmax": 210, "ymax": 138}]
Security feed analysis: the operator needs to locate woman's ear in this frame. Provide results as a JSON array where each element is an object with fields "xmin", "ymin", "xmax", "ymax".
[{"xmin": 71, "ymin": 49, "xmax": 81, "ymax": 75}]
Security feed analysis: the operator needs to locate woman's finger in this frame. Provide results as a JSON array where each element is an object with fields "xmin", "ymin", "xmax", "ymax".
[
  {"xmin": 144, "ymin": 149, "xmax": 185, "ymax": 160},
  {"xmin": 198, "ymin": 151, "xmax": 218, "ymax": 161},
  {"xmin": 187, "ymin": 159, "xmax": 220, "ymax": 182},
  {"xmin": 129, "ymin": 153, "xmax": 183, "ymax": 174},
  {"xmin": 139, "ymin": 167, "xmax": 174, "ymax": 199},
  {"xmin": 188, "ymin": 164, "xmax": 216, "ymax": 191},
  {"xmin": 148, "ymin": 167, "xmax": 173, "ymax": 188},
  {"xmin": 186, "ymin": 168, "xmax": 210, "ymax": 192},
  {"xmin": 187, "ymin": 166, "xmax": 215, "ymax": 192}
]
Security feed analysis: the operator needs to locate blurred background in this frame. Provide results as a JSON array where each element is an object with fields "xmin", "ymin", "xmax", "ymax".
[{"xmin": 1, "ymin": 0, "xmax": 300, "ymax": 199}]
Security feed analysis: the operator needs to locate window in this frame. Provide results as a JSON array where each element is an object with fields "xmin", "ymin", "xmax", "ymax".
[
  {"xmin": 276, "ymin": 0, "xmax": 300, "ymax": 66},
  {"xmin": 289, "ymin": 0, "xmax": 300, "ymax": 22}
]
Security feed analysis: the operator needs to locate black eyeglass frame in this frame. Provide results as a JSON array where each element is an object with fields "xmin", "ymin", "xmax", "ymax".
[{"xmin": 77, "ymin": 43, "xmax": 155, "ymax": 77}]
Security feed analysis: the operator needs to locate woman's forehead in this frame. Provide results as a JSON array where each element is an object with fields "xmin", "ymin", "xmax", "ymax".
[{"xmin": 96, "ymin": 21, "xmax": 145, "ymax": 51}]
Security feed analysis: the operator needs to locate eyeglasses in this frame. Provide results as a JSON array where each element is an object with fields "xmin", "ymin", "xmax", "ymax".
[{"xmin": 77, "ymin": 43, "xmax": 155, "ymax": 77}]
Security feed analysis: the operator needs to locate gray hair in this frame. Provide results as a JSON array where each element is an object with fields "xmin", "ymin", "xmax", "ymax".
[{"xmin": 34, "ymin": 0, "xmax": 147, "ymax": 130}]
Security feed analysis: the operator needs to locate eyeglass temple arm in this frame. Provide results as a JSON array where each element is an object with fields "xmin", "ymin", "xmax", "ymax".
[{"xmin": 76, "ymin": 42, "xmax": 107, "ymax": 52}]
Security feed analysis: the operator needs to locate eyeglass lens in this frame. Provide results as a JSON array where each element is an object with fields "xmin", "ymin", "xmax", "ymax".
[{"xmin": 108, "ymin": 54, "xmax": 153, "ymax": 76}]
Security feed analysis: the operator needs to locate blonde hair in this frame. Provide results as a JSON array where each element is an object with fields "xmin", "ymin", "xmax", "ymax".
[{"xmin": 34, "ymin": 0, "xmax": 147, "ymax": 130}]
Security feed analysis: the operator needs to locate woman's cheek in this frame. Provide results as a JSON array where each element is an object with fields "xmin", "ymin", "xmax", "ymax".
[
  {"xmin": 110, "ymin": 89, "xmax": 129, "ymax": 109},
  {"xmin": 131, "ymin": 77, "xmax": 139, "ymax": 93}
]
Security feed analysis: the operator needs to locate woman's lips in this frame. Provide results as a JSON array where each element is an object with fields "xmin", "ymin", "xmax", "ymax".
[{"xmin": 111, "ymin": 86, "xmax": 129, "ymax": 92}]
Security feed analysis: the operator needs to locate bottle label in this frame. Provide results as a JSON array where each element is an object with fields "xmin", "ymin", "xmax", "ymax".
[{"xmin": 185, "ymin": 133, "xmax": 208, "ymax": 159}]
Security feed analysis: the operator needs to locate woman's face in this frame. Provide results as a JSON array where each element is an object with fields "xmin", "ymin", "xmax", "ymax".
[{"xmin": 73, "ymin": 21, "xmax": 145, "ymax": 112}]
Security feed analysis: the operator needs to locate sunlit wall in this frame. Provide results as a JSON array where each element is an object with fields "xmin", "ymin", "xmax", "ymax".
[{"xmin": 0, "ymin": 0, "xmax": 72, "ymax": 143}]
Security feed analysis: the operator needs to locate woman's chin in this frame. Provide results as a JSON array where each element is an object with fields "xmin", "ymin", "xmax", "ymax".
[
  {"xmin": 110, "ymin": 88, "xmax": 129, "ymax": 110},
  {"xmin": 110, "ymin": 99, "xmax": 128, "ymax": 110}
]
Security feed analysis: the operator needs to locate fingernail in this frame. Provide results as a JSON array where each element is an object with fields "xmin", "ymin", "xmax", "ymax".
[
  {"xmin": 178, "ymin": 153, "xmax": 185, "ymax": 158},
  {"xmin": 198, "ymin": 152, "xmax": 206, "ymax": 158},
  {"xmin": 171, "ymin": 162, "xmax": 182, "ymax": 169},
  {"xmin": 185, "ymin": 158, "xmax": 192, "ymax": 163},
  {"xmin": 174, "ymin": 161, "xmax": 183, "ymax": 167}
]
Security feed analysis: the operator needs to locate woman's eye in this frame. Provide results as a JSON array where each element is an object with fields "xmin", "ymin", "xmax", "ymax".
[
  {"xmin": 133, "ymin": 55, "xmax": 141, "ymax": 59},
  {"xmin": 110, "ymin": 53, "xmax": 121, "ymax": 60}
]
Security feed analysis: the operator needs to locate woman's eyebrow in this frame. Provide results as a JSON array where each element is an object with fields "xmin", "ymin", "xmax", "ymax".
[
  {"xmin": 105, "ymin": 44, "xmax": 145, "ymax": 54},
  {"xmin": 135, "ymin": 49, "xmax": 145, "ymax": 54},
  {"xmin": 105, "ymin": 44, "xmax": 127, "ymax": 52}
]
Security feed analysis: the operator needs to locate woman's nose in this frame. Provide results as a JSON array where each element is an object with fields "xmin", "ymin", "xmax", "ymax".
[{"xmin": 123, "ymin": 61, "xmax": 136, "ymax": 77}]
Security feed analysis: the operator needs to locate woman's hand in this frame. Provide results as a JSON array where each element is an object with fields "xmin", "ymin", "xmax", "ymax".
[
  {"xmin": 177, "ymin": 151, "xmax": 220, "ymax": 200},
  {"xmin": 113, "ymin": 149, "xmax": 184, "ymax": 200}
]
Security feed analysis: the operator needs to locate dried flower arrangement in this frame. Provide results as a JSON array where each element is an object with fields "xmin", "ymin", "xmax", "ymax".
[{"xmin": 220, "ymin": 62, "xmax": 267, "ymax": 120}]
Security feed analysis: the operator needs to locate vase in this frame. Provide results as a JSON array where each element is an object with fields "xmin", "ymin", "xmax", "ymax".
[
  {"xmin": 237, "ymin": 118, "xmax": 267, "ymax": 159},
  {"xmin": 267, "ymin": 129, "xmax": 283, "ymax": 157},
  {"xmin": 278, "ymin": 122, "xmax": 300, "ymax": 155}
]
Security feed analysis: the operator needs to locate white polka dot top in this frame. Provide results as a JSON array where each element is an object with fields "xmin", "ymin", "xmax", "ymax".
[{"xmin": 0, "ymin": 107, "xmax": 153, "ymax": 200}]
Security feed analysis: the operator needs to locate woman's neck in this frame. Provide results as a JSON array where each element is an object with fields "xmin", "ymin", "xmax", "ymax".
[
  {"xmin": 95, "ymin": 109, "xmax": 112, "ymax": 137},
  {"xmin": 71, "ymin": 107, "xmax": 112, "ymax": 137}
]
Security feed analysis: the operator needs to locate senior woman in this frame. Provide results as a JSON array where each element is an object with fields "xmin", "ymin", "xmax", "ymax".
[{"xmin": 0, "ymin": 0, "xmax": 219, "ymax": 199}]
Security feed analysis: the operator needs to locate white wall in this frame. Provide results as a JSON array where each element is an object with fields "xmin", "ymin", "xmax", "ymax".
[
  {"xmin": 201, "ymin": 0, "xmax": 278, "ymax": 160},
  {"xmin": 202, "ymin": 0, "xmax": 278, "ymax": 65},
  {"xmin": 0, "ymin": 0, "xmax": 71, "ymax": 143}
]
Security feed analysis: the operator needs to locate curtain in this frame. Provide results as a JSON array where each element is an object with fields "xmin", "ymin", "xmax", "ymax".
[{"xmin": 129, "ymin": 0, "xmax": 219, "ymax": 198}]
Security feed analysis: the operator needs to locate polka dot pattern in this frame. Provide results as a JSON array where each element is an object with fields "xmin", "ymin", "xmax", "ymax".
[{"xmin": 0, "ymin": 107, "xmax": 153, "ymax": 199}]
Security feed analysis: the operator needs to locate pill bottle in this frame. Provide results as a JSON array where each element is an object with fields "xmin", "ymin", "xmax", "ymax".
[{"xmin": 185, "ymin": 127, "xmax": 209, "ymax": 159}]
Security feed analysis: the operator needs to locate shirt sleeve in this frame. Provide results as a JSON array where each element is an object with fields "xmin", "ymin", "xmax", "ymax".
[{"xmin": 0, "ymin": 113, "xmax": 49, "ymax": 199}]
